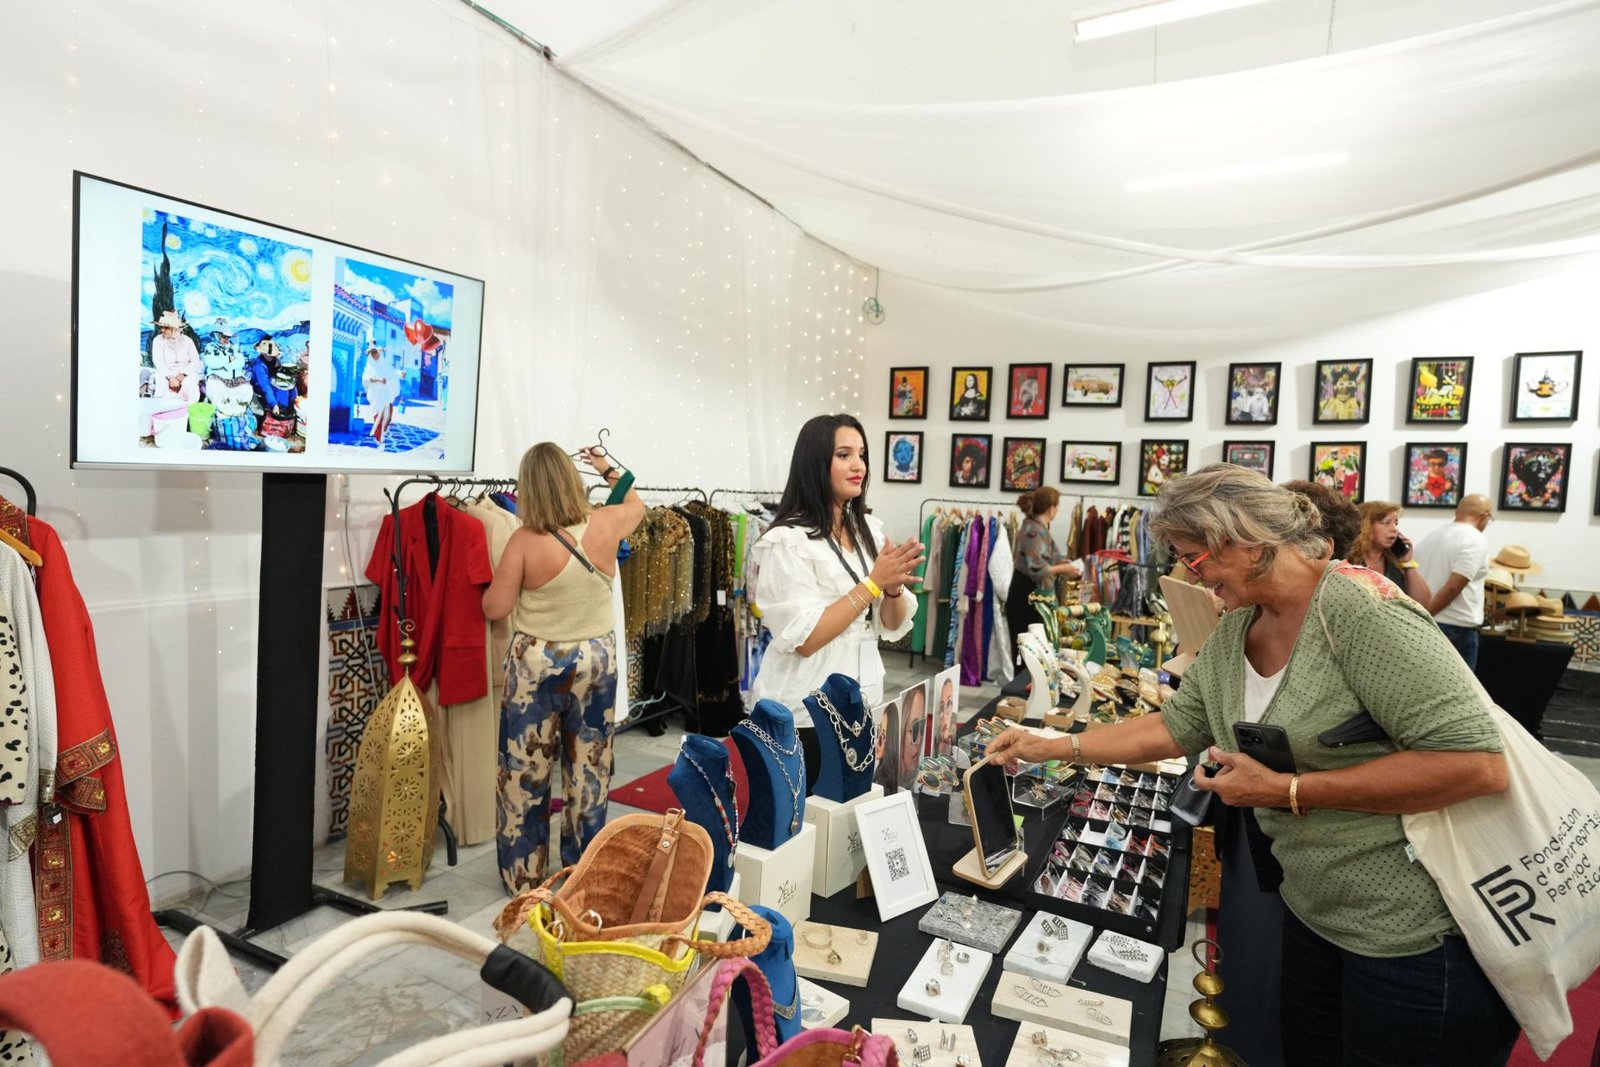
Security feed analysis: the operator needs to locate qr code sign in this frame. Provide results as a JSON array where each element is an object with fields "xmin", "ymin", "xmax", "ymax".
[{"xmin": 886, "ymin": 846, "xmax": 910, "ymax": 881}]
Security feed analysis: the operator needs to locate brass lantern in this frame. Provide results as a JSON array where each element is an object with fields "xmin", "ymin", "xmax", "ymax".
[
  {"xmin": 344, "ymin": 620, "xmax": 442, "ymax": 899},
  {"xmin": 1155, "ymin": 939, "xmax": 1249, "ymax": 1067}
]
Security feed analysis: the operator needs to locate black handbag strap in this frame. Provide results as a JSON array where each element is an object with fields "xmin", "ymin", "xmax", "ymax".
[{"xmin": 551, "ymin": 527, "xmax": 601, "ymax": 577}]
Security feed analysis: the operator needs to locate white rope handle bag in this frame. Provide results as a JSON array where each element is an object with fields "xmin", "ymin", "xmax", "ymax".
[{"xmin": 175, "ymin": 910, "xmax": 573, "ymax": 1067}]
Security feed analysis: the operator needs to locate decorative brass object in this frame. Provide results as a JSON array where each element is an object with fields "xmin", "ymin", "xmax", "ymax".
[
  {"xmin": 1154, "ymin": 939, "xmax": 1249, "ymax": 1067},
  {"xmin": 344, "ymin": 620, "xmax": 442, "ymax": 899}
]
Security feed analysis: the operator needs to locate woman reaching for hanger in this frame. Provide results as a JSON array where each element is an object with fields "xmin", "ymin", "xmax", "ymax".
[
  {"xmin": 482, "ymin": 443, "xmax": 644, "ymax": 893},
  {"xmin": 749, "ymin": 414, "xmax": 926, "ymax": 784}
]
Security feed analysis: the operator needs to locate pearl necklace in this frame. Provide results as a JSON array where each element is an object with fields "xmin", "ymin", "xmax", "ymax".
[
  {"xmin": 811, "ymin": 689, "xmax": 877, "ymax": 774},
  {"xmin": 681, "ymin": 753, "xmax": 740, "ymax": 868},
  {"xmin": 736, "ymin": 718, "xmax": 803, "ymax": 833}
]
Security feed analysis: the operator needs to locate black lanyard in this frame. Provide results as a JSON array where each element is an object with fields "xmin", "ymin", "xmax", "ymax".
[{"xmin": 825, "ymin": 531, "xmax": 873, "ymax": 622}]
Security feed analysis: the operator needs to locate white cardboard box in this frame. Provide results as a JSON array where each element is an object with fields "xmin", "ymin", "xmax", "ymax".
[
  {"xmin": 803, "ymin": 784, "xmax": 882, "ymax": 896},
  {"xmin": 991, "ymin": 976, "xmax": 1131, "ymax": 1046},
  {"xmin": 732, "ymin": 822, "xmax": 816, "ymax": 927},
  {"xmin": 1085, "ymin": 930, "xmax": 1163, "ymax": 984},
  {"xmin": 895, "ymin": 939, "xmax": 992, "ymax": 1024},
  {"xmin": 1002, "ymin": 911, "xmax": 1095, "ymax": 985}
]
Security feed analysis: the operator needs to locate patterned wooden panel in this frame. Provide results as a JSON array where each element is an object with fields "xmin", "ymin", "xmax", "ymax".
[
  {"xmin": 1571, "ymin": 612, "xmax": 1600, "ymax": 665},
  {"xmin": 1187, "ymin": 825, "xmax": 1221, "ymax": 912},
  {"xmin": 326, "ymin": 585, "xmax": 383, "ymax": 839}
]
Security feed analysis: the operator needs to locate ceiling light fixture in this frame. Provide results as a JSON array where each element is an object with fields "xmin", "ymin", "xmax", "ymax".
[
  {"xmin": 1126, "ymin": 151, "xmax": 1348, "ymax": 192},
  {"xmin": 1074, "ymin": 0, "xmax": 1276, "ymax": 41}
]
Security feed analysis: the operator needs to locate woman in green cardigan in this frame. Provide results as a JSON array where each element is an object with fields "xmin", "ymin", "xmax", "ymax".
[{"xmin": 988, "ymin": 464, "xmax": 1519, "ymax": 1067}]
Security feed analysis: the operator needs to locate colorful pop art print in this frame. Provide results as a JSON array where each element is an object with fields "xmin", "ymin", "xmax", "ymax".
[
  {"xmin": 889, "ymin": 366, "xmax": 928, "ymax": 419},
  {"xmin": 950, "ymin": 434, "xmax": 993, "ymax": 488},
  {"xmin": 1002, "ymin": 437, "xmax": 1046, "ymax": 492},
  {"xmin": 1139, "ymin": 439, "xmax": 1188, "ymax": 496},
  {"xmin": 1406, "ymin": 357, "xmax": 1474, "ymax": 424},
  {"xmin": 1145, "ymin": 362, "xmax": 1195, "ymax": 422},
  {"xmin": 1510, "ymin": 351, "xmax": 1582, "ymax": 422},
  {"xmin": 1225, "ymin": 362, "xmax": 1281, "ymax": 426},
  {"xmin": 1499, "ymin": 442, "xmax": 1570, "ymax": 513},
  {"xmin": 1006, "ymin": 363, "xmax": 1052, "ymax": 419},
  {"xmin": 1309, "ymin": 442, "xmax": 1366, "ymax": 503},
  {"xmin": 1060, "ymin": 441, "xmax": 1121, "ymax": 484},
  {"xmin": 1403, "ymin": 443, "xmax": 1467, "ymax": 510},
  {"xmin": 1313, "ymin": 359, "xmax": 1373, "ymax": 425},
  {"xmin": 950, "ymin": 367, "xmax": 992, "ymax": 421},
  {"xmin": 1222, "ymin": 440, "xmax": 1274, "ymax": 478},
  {"xmin": 1062, "ymin": 364, "xmax": 1124, "ymax": 407},
  {"xmin": 884, "ymin": 431, "xmax": 923, "ymax": 483}
]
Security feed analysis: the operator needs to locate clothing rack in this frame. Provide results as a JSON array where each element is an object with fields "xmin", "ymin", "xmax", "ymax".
[
  {"xmin": 0, "ymin": 467, "xmax": 36, "ymax": 516},
  {"xmin": 707, "ymin": 487, "xmax": 784, "ymax": 508},
  {"xmin": 587, "ymin": 482, "xmax": 707, "ymax": 503},
  {"xmin": 917, "ymin": 494, "xmax": 1015, "ymax": 530}
]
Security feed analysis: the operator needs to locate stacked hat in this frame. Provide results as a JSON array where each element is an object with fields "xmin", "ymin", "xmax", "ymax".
[
  {"xmin": 1527, "ymin": 595, "xmax": 1576, "ymax": 645},
  {"xmin": 1491, "ymin": 545, "xmax": 1542, "ymax": 577}
]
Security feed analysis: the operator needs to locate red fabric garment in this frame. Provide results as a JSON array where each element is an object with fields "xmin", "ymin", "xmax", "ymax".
[
  {"xmin": 0, "ymin": 960, "xmax": 252, "ymax": 1066},
  {"xmin": 364, "ymin": 493, "xmax": 494, "ymax": 705},
  {"xmin": 27, "ymin": 516, "xmax": 178, "ymax": 1015}
]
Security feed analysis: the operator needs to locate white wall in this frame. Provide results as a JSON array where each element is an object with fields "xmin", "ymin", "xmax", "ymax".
[
  {"xmin": 862, "ymin": 268, "xmax": 1600, "ymax": 594},
  {"xmin": 1, "ymin": 0, "xmax": 868, "ymax": 885}
]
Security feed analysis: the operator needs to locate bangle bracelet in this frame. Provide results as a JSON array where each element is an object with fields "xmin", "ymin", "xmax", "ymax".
[
  {"xmin": 1289, "ymin": 774, "xmax": 1307, "ymax": 817},
  {"xmin": 1069, "ymin": 732, "xmax": 1083, "ymax": 763},
  {"xmin": 845, "ymin": 590, "xmax": 867, "ymax": 614},
  {"xmin": 884, "ymin": 586, "xmax": 904, "ymax": 598},
  {"xmin": 800, "ymin": 925, "xmax": 834, "ymax": 950},
  {"xmin": 862, "ymin": 577, "xmax": 883, "ymax": 599}
]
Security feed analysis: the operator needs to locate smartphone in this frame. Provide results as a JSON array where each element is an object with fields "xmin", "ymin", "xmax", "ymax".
[
  {"xmin": 1232, "ymin": 722, "xmax": 1297, "ymax": 775},
  {"xmin": 963, "ymin": 757, "xmax": 1022, "ymax": 875},
  {"xmin": 1393, "ymin": 533, "xmax": 1411, "ymax": 558}
]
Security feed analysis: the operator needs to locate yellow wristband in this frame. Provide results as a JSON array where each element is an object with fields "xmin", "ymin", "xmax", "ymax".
[{"xmin": 862, "ymin": 577, "xmax": 883, "ymax": 599}]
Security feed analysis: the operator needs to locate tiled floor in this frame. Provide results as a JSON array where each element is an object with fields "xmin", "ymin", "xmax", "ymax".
[{"xmin": 154, "ymin": 659, "xmax": 1600, "ymax": 1064}]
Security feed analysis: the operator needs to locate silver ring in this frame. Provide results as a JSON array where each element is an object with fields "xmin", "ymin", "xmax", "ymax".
[
  {"xmin": 956, "ymin": 950, "xmax": 970, "ymax": 964},
  {"xmin": 925, "ymin": 978, "xmax": 941, "ymax": 996}
]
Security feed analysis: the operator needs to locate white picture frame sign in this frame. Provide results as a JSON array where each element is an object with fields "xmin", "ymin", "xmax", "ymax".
[{"xmin": 855, "ymin": 789, "xmax": 939, "ymax": 921}]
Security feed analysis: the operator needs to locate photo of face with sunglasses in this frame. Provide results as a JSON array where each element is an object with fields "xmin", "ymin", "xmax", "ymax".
[
  {"xmin": 897, "ymin": 681, "xmax": 929, "ymax": 790},
  {"xmin": 872, "ymin": 699, "xmax": 901, "ymax": 795}
]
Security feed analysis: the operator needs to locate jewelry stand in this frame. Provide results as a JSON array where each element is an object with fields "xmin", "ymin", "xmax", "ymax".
[
  {"xmin": 896, "ymin": 939, "xmax": 992, "ymax": 1024},
  {"xmin": 1002, "ymin": 1023, "xmax": 1131, "ymax": 1067},
  {"xmin": 804, "ymin": 784, "xmax": 882, "ymax": 896},
  {"xmin": 992, "ymin": 978, "xmax": 1132, "ymax": 1045},
  {"xmin": 1003, "ymin": 911, "xmax": 1095, "ymax": 985},
  {"xmin": 1086, "ymin": 929, "xmax": 1163, "ymax": 983},
  {"xmin": 667, "ymin": 735, "xmax": 740, "ymax": 895},
  {"xmin": 952, "ymin": 846, "xmax": 1028, "ymax": 890},
  {"xmin": 731, "ymin": 700, "xmax": 807, "ymax": 850},
  {"xmin": 799, "ymin": 979, "xmax": 849, "ymax": 1029},
  {"xmin": 805, "ymin": 674, "xmax": 876, "ymax": 803},
  {"xmin": 732, "ymin": 822, "xmax": 816, "ymax": 926},
  {"xmin": 793, "ymin": 919, "xmax": 878, "ymax": 987},
  {"xmin": 1018, "ymin": 636, "xmax": 1055, "ymax": 722},
  {"xmin": 874, "ymin": 1018, "xmax": 981, "ymax": 1067}
]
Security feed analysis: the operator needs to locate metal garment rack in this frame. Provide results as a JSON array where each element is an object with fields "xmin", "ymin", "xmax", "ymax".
[
  {"xmin": 587, "ymin": 482, "xmax": 707, "ymax": 503},
  {"xmin": 0, "ymin": 467, "xmax": 37, "ymax": 516},
  {"xmin": 707, "ymin": 487, "xmax": 783, "ymax": 508}
]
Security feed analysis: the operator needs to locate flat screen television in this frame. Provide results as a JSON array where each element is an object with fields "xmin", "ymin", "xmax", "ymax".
[{"xmin": 72, "ymin": 172, "xmax": 484, "ymax": 473}]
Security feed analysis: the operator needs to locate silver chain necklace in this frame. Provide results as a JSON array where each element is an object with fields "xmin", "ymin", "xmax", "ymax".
[
  {"xmin": 681, "ymin": 753, "xmax": 740, "ymax": 867},
  {"xmin": 736, "ymin": 719, "xmax": 803, "ymax": 832},
  {"xmin": 811, "ymin": 689, "xmax": 878, "ymax": 774}
]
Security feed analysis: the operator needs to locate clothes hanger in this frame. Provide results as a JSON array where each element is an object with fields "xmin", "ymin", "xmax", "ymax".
[{"xmin": 0, "ymin": 528, "xmax": 41, "ymax": 567}]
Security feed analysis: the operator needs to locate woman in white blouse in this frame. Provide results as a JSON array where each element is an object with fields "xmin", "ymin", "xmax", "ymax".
[{"xmin": 749, "ymin": 414, "xmax": 925, "ymax": 783}]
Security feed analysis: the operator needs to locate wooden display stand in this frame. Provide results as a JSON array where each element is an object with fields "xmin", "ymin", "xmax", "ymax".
[
  {"xmin": 952, "ymin": 846, "xmax": 1028, "ymax": 890},
  {"xmin": 733, "ymin": 822, "xmax": 816, "ymax": 927},
  {"xmin": 803, "ymin": 784, "xmax": 882, "ymax": 897},
  {"xmin": 992, "ymin": 977, "xmax": 1131, "ymax": 1045},
  {"xmin": 793, "ymin": 920, "xmax": 877, "ymax": 987}
]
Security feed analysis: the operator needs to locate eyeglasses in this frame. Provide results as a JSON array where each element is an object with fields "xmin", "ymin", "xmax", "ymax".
[{"xmin": 1174, "ymin": 548, "xmax": 1214, "ymax": 574}]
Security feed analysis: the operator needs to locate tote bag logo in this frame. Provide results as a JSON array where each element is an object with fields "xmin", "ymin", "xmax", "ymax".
[{"xmin": 1471, "ymin": 865, "xmax": 1556, "ymax": 946}]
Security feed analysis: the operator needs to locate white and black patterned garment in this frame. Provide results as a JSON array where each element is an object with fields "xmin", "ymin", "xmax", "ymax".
[{"xmin": 0, "ymin": 597, "xmax": 33, "ymax": 1067}]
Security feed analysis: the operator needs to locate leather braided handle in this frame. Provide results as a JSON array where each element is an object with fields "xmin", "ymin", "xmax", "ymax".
[
  {"xmin": 691, "ymin": 958, "xmax": 777, "ymax": 1067},
  {"xmin": 665, "ymin": 893, "xmax": 771, "ymax": 958},
  {"xmin": 492, "ymin": 867, "xmax": 573, "ymax": 940}
]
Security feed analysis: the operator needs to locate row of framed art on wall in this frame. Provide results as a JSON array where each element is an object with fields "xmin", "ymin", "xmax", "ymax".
[
  {"xmin": 880, "ymin": 431, "xmax": 1595, "ymax": 514},
  {"xmin": 887, "ymin": 351, "xmax": 1585, "ymax": 425}
]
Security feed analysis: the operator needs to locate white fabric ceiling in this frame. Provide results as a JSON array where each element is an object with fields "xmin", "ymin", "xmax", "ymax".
[{"xmin": 481, "ymin": 0, "xmax": 1600, "ymax": 339}]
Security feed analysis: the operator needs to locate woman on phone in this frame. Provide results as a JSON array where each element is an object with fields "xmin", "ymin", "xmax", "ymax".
[{"xmin": 1351, "ymin": 501, "xmax": 1431, "ymax": 604}]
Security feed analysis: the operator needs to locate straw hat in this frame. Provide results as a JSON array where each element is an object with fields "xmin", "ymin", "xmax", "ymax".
[
  {"xmin": 1535, "ymin": 596, "xmax": 1565, "ymax": 618},
  {"xmin": 1492, "ymin": 545, "xmax": 1542, "ymax": 575},
  {"xmin": 155, "ymin": 310, "xmax": 185, "ymax": 330},
  {"xmin": 1484, "ymin": 568, "xmax": 1515, "ymax": 593},
  {"xmin": 1502, "ymin": 591, "xmax": 1541, "ymax": 614}
]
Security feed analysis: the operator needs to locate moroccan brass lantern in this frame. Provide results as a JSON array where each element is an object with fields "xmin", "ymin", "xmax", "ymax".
[
  {"xmin": 1155, "ymin": 939, "xmax": 1248, "ymax": 1067},
  {"xmin": 344, "ymin": 620, "xmax": 442, "ymax": 899}
]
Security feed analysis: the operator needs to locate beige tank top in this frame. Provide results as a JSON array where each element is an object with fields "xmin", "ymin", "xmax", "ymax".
[{"xmin": 510, "ymin": 522, "xmax": 616, "ymax": 642}]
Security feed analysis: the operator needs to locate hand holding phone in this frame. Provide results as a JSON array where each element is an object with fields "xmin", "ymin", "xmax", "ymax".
[
  {"xmin": 1392, "ymin": 533, "xmax": 1412, "ymax": 562},
  {"xmin": 1231, "ymin": 722, "xmax": 1297, "ymax": 775}
]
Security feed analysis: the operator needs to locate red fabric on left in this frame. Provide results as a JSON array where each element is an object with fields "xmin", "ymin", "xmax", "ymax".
[
  {"xmin": 28, "ymin": 516, "xmax": 178, "ymax": 1015},
  {"xmin": 0, "ymin": 960, "xmax": 252, "ymax": 1066}
]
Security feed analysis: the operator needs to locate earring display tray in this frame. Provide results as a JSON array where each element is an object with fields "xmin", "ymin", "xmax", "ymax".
[
  {"xmin": 916, "ymin": 891, "xmax": 1024, "ymax": 955},
  {"xmin": 798, "ymin": 978, "xmax": 849, "ymax": 1030},
  {"xmin": 872, "ymin": 1019, "xmax": 979, "ymax": 1067},
  {"xmin": 1002, "ymin": 910, "xmax": 1095, "ymax": 985},
  {"xmin": 1085, "ymin": 930, "xmax": 1163, "ymax": 983},
  {"xmin": 895, "ymin": 938, "xmax": 994, "ymax": 1024},
  {"xmin": 792, "ymin": 920, "xmax": 877, "ymax": 987},
  {"xmin": 1002, "ymin": 1023, "xmax": 1132, "ymax": 1067},
  {"xmin": 991, "ymin": 976, "xmax": 1132, "ymax": 1046}
]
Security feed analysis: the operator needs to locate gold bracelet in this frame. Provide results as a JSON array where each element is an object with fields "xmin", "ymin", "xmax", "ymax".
[
  {"xmin": 1289, "ymin": 774, "xmax": 1308, "ymax": 817},
  {"xmin": 1069, "ymin": 732, "xmax": 1083, "ymax": 763},
  {"xmin": 862, "ymin": 577, "xmax": 884, "ymax": 599}
]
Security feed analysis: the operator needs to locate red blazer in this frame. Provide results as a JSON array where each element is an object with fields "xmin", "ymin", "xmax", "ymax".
[{"xmin": 364, "ymin": 493, "xmax": 493, "ymax": 705}]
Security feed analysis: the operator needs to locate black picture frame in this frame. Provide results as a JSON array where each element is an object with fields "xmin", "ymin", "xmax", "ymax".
[
  {"xmin": 1006, "ymin": 363, "xmax": 1052, "ymax": 419},
  {"xmin": 888, "ymin": 366, "xmax": 929, "ymax": 420},
  {"xmin": 1138, "ymin": 439, "xmax": 1189, "ymax": 496},
  {"xmin": 1222, "ymin": 440, "xmax": 1275, "ymax": 478},
  {"xmin": 949, "ymin": 367, "xmax": 992, "ymax": 422},
  {"xmin": 1059, "ymin": 441, "xmax": 1122, "ymax": 484},
  {"xmin": 1062, "ymin": 363, "xmax": 1125, "ymax": 408},
  {"xmin": 1308, "ymin": 441, "xmax": 1367, "ymax": 503},
  {"xmin": 1509, "ymin": 351, "xmax": 1582, "ymax": 422},
  {"xmin": 883, "ymin": 430, "xmax": 924, "ymax": 484},
  {"xmin": 1145, "ymin": 362, "xmax": 1196, "ymax": 422},
  {"xmin": 1001, "ymin": 437, "xmax": 1046, "ymax": 492},
  {"xmin": 1499, "ymin": 442, "xmax": 1571, "ymax": 513},
  {"xmin": 1406, "ymin": 357, "xmax": 1474, "ymax": 424},
  {"xmin": 1312, "ymin": 359, "xmax": 1374, "ymax": 425},
  {"xmin": 949, "ymin": 433, "xmax": 993, "ymax": 489},
  {"xmin": 1401, "ymin": 442, "xmax": 1467, "ymax": 510},
  {"xmin": 1224, "ymin": 362, "xmax": 1282, "ymax": 426}
]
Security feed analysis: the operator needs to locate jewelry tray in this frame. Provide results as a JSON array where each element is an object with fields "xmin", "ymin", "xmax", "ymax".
[
  {"xmin": 873, "ymin": 1018, "xmax": 980, "ymax": 1067},
  {"xmin": 916, "ymin": 891, "xmax": 1024, "ymax": 955},
  {"xmin": 792, "ymin": 920, "xmax": 877, "ymax": 987}
]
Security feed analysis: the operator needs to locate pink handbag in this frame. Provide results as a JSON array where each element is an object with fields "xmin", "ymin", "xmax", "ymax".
[{"xmin": 689, "ymin": 959, "xmax": 899, "ymax": 1067}]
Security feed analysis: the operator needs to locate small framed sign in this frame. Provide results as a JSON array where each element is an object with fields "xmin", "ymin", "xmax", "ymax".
[{"xmin": 855, "ymin": 790, "xmax": 939, "ymax": 921}]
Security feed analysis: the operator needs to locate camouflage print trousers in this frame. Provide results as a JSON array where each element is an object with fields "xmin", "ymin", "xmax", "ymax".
[{"xmin": 497, "ymin": 631, "xmax": 616, "ymax": 895}]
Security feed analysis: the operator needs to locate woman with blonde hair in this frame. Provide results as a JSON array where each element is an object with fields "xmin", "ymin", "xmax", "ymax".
[
  {"xmin": 1350, "ymin": 500, "xmax": 1431, "ymax": 603},
  {"xmin": 482, "ymin": 443, "xmax": 643, "ymax": 893}
]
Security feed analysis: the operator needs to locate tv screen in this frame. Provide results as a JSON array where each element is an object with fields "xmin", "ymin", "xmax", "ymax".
[{"xmin": 72, "ymin": 172, "xmax": 484, "ymax": 473}]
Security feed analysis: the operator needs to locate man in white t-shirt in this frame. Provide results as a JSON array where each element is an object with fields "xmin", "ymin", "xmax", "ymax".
[{"xmin": 1413, "ymin": 493, "xmax": 1492, "ymax": 669}]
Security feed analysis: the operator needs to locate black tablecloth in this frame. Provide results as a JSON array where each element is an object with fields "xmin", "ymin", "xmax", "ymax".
[{"xmin": 1476, "ymin": 633, "xmax": 1574, "ymax": 738}]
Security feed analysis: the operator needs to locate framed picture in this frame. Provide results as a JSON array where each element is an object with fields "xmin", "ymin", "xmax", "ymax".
[
  {"xmin": 1407, "ymin": 357, "xmax": 1474, "ymax": 423},
  {"xmin": 1402, "ymin": 443, "xmax": 1467, "ymax": 509},
  {"xmin": 1312, "ymin": 359, "xmax": 1373, "ymax": 424},
  {"xmin": 1006, "ymin": 363, "xmax": 1051, "ymax": 419},
  {"xmin": 888, "ymin": 367, "xmax": 928, "ymax": 419},
  {"xmin": 1309, "ymin": 442, "xmax": 1367, "ymax": 502},
  {"xmin": 1222, "ymin": 440, "xmax": 1275, "ymax": 478},
  {"xmin": 1062, "ymin": 363, "xmax": 1125, "ymax": 407},
  {"xmin": 1145, "ymin": 362, "xmax": 1195, "ymax": 422},
  {"xmin": 1225, "ymin": 362, "xmax": 1281, "ymax": 426},
  {"xmin": 1510, "ymin": 351, "xmax": 1582, "ymax": 422},
  {"xmin": 855, "ymin": 789, "xmax": 939, "ymax": 921},
  {"xmin": 1499, "ymin": 442, "xmax": 1571, "ymax": 513},
  {"xmin": 1138, "ymin": 439, "xmax": 1188, "ymax": 496},
  {"xmin": 871, "ymin": 699, "xmax": 900, "ymax": 795},
  {"xmin": 883, "ymin": 431, "xmax": 923, "ymax": 483},
  {"xmin": 931, "ymin": 666, "xmax": 960, "ymax": 759},
  {"xmin": 950, "ymin": 367, "xmax": 992, "ymax": 421},
  {"xmin": 1001, "ymin": 437, "xmax": 1046, "ymax": 492},
  {"xmin": 896, "ymin": 681, "xmax": 929, "ymax": 788},
  {"xmin": 1060, "ymin": 441, "xmax": 1121, "ymax": 484},
  {"xmin": 949, "ymin": 433, "xmax": 992, "ymax": 489}
]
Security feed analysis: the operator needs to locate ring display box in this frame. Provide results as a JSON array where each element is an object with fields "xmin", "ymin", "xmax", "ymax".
[
  {"xmin": 895, "ymin": 939, "xmax": 993, "ymax": 1024},
  {"xmin": 696, "ymin": 871, "xmax": 742, "ymax": 943},
  {"xmin": 792, "ymin": 920, "xmax": 877, "ymax": 987},
  {"xmin": 1002, "ymin": 911, "xmax": 1095, "ymax": 985},
  {"xmin": 803, "ymin": 783, "xmax": 882, "ymax": 897},
  {"xmin": 1002, "ymin": 1023, "xmax": 1131, "ymax": 1067},
  {"xmin": 732, "ymin": 822, "xmax": 816, "ymax": 927},
  {"xmin": 798, "ymin": 978, "xmax": 849, "ymax": 1030},
  {"xmin": 1085, "ymin": 930, "xmax": 1163, "ymax": 984},
  {"xmin": 917, "ymin": 890, "xmax": 1024, "ymax": 955},
  {"xmin": 873, "ymin": 1019, "xmax": 980, "ymax": 1067},
  {"xmin": 992, "ymin": 977, "xmax": 1131, "ymax": 1046}
]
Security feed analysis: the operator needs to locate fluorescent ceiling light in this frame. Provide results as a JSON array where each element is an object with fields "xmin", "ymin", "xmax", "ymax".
[
  {"xmin": 1126, "ymin": 151, "xmax": 1349, "ymax": 192},
  {"xmin": 1074, "ymin": 0, "xmax": 1276, "ymax": 41}
]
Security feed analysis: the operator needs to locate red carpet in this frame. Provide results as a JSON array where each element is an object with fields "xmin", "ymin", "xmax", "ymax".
[
  {"xmin": 612, "ymin": 738, "xmax": 750, "ymax": 815},
  {"xmin": 1509, "ymin": 978, "xmax": 1600, "ymax": 1066}
]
